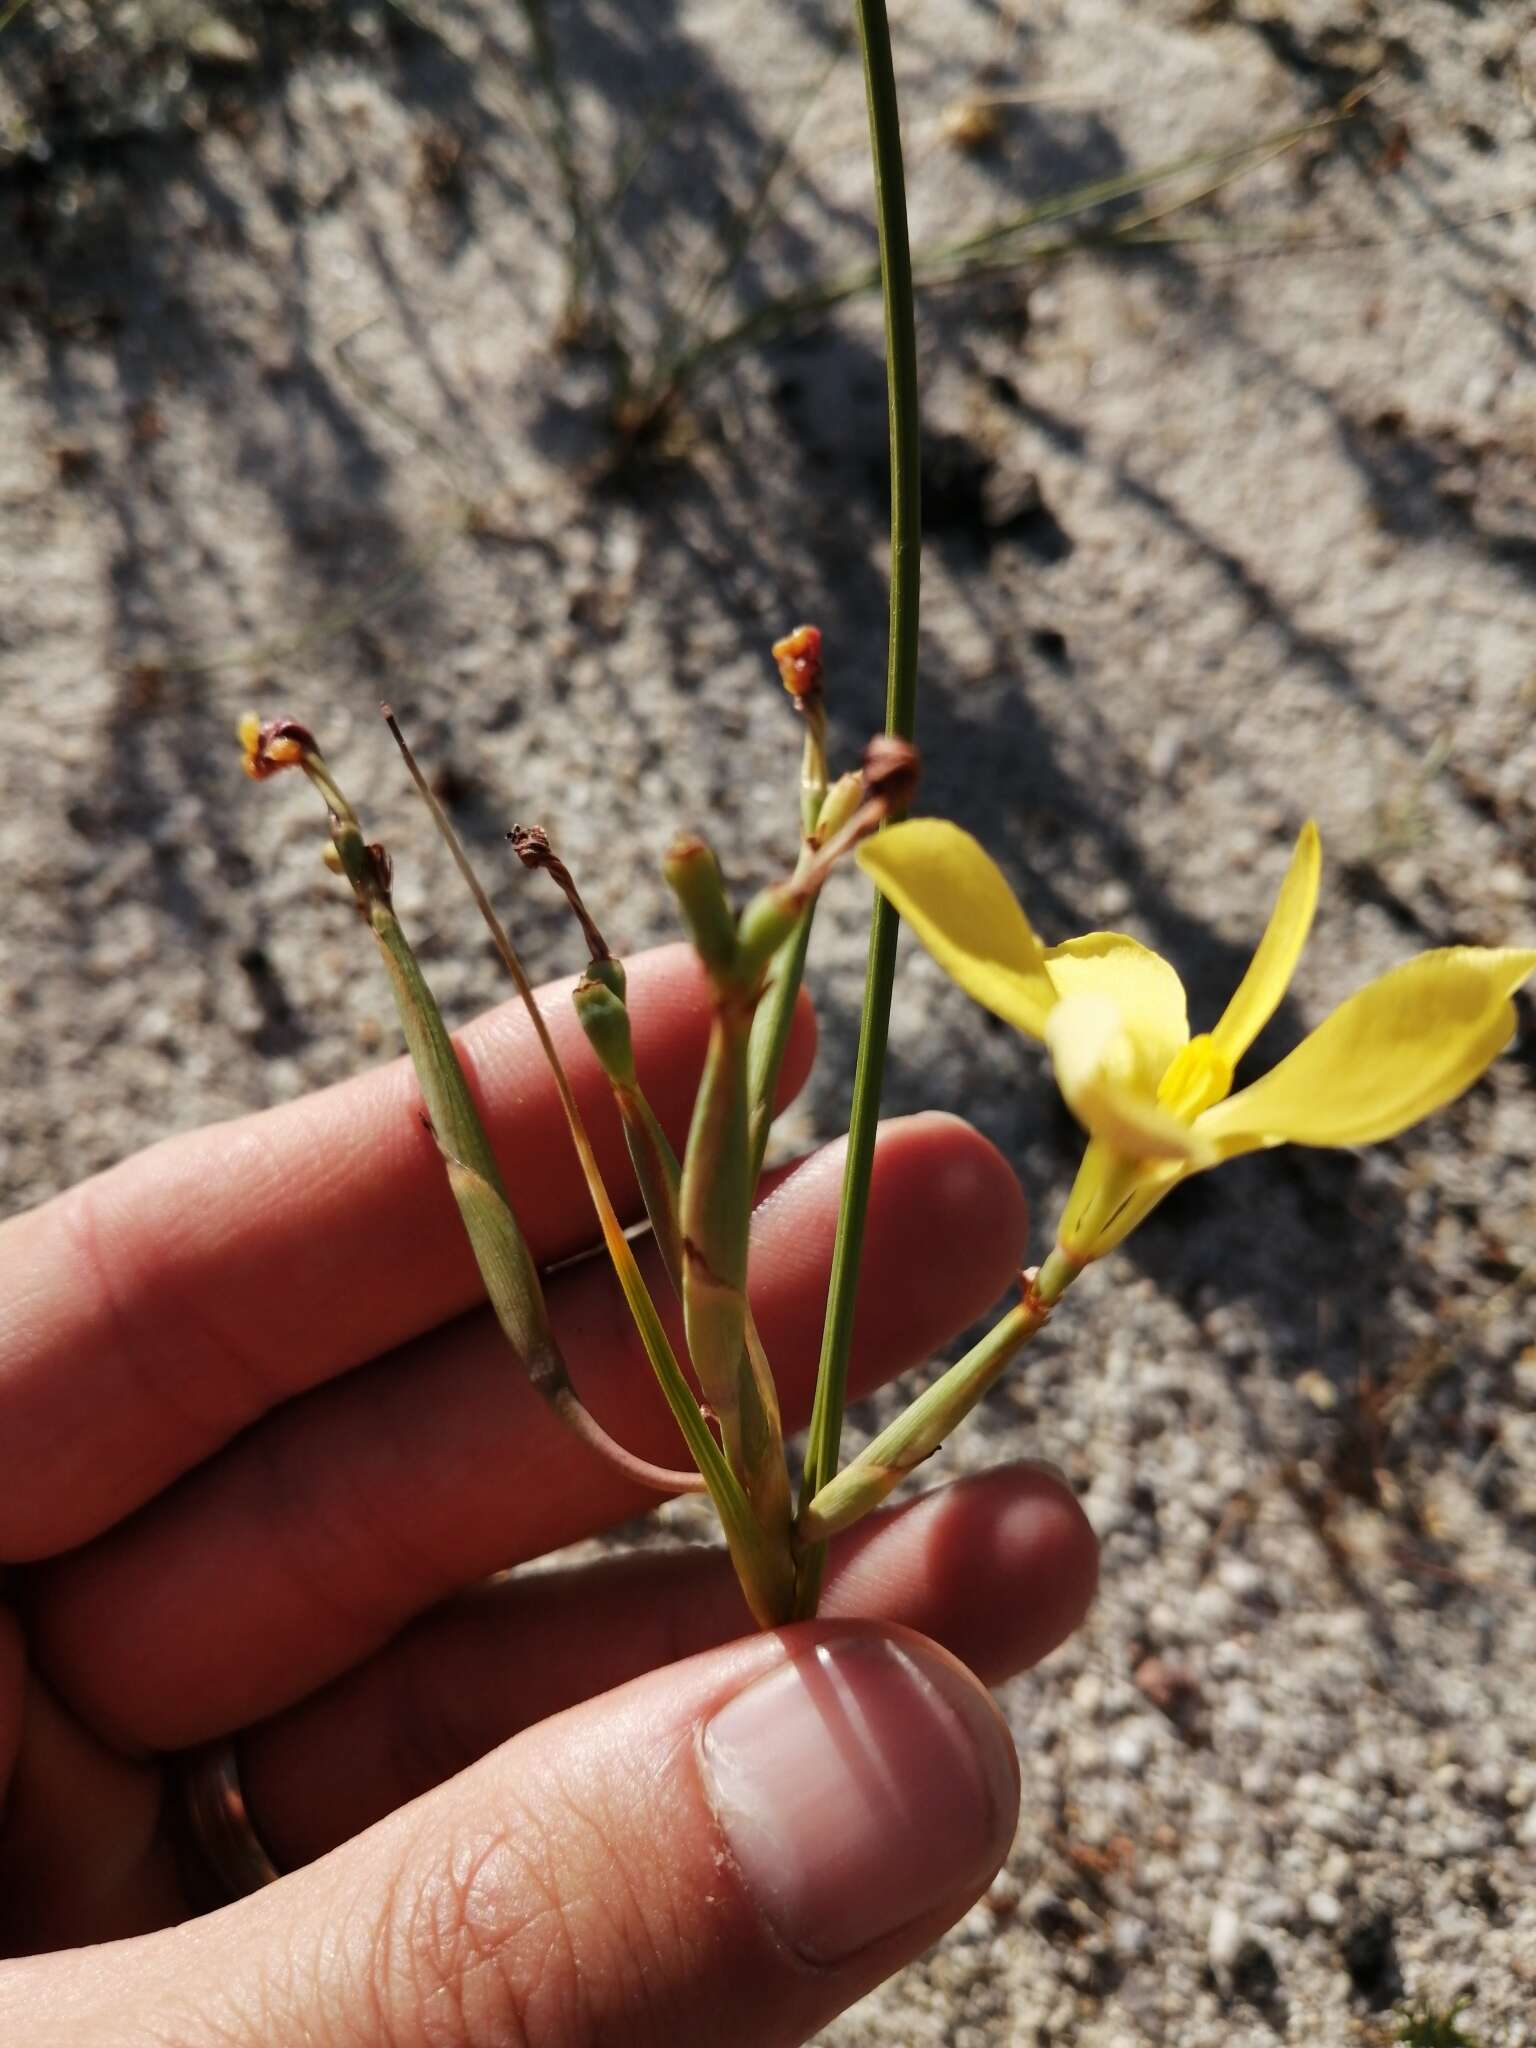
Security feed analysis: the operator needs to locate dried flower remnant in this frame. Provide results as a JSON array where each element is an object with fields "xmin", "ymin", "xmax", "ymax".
[
  {"xmin": 859, "ymin": 733, "xmax": 920, "ymax": 815},
  {"xmin": 509, "ymin": 823, "xmax": 612, "ymax": 964},
  {"xmin": 771, "ymin": 622, "xmax": 823, "ymax": 707},
  {"xmin": 238, "ymin": 713, "xmax": 317, "ymax": 780}
]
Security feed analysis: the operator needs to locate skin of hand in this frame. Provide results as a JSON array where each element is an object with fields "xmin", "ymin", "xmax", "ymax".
[{"xmin": 0, "ymin": 944, "xmax": 1097, "ymax": 2048}]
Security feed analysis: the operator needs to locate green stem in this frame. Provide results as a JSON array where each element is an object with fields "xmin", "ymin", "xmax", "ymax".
[
  {"xmin": 796, "ymin": 1253, "xmax": 1081, "ymax": 1544},
  {"xmin": 796, "ymin": 0, "xmax": 921, "ymax": 1618},
  {"xmin": 746, "ymin": 715, "xmax": 828, "ymax": 1182},
  {"xmin": 797, "ymin": 1296, "xmax": 1044, "ymax": 1544},
  {"xmin": 746, "ymin": 910, "xmax": 815, "ymax": 1183}
]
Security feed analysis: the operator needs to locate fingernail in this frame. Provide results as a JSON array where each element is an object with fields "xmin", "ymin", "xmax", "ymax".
[{"xmin": 699, "ymin": 1633, "xmax": 1017, "ymax": 1964}]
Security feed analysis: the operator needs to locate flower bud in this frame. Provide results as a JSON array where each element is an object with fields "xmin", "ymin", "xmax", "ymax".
[
  {"xmin": 664, "ymin": 835, "xmax": 739, "ymax": 986},
  {"xmin": 814, "ymin": 770, "xmax": 863, "ymax": 844}
]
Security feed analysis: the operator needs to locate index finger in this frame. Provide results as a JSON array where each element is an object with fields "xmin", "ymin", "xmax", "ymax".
[{"xmin": 0, "ymin": 944, "xmax": 815, "ymax": 1560}]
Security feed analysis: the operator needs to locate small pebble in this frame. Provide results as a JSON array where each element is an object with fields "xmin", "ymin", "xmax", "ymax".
[
  {"xmin": 1110, "ymin": 1724, "xmax": 1155, "ymax": 1774},
  {"xmin": 1218, "ymin": 1557, "xmax": 1267, "ymax": 1601},
  {"xmin": 1207, "ymin": 1904, "xmax": 1245, "ymax": 1983},
  {"xmin": 1112, "ymin": 1914, "xmax": 1151, "ymax": 1961},
  {"xmin": 1222, "ymin": 1687, "xmax": 1264, "ymax": 1737}
]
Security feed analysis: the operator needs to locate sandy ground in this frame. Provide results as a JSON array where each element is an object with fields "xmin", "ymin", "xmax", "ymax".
[{"xmin": 3, "ymin": 1, "xmax": 1535, "ymax": 2040}]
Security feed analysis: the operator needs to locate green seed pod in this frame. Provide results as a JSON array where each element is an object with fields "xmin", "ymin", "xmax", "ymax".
[
  {"xmin": 583, "ymin": 953, "xmax": 627, "ymax": 1001},
  {"xmin": 735, "ymin": 881, "xmax": 802, "ymax": 986},
  {"xmin": 664, "ymin": 836, "xmax": 739, "ymax": 986},
  {"xmin": 572, "ymin": 974, "xmax": 638, "ymax": 1089}
]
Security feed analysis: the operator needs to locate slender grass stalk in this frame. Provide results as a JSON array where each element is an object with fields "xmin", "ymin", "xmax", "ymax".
[
  {"xmin": 656, "ymin": 107, "xmax": 1350, "ymax": 404},
  {"xmin": 514, "ymin": 0, "xmax": 614, "ymax": 342},
  {"xmin": 795, "ymin": 0, "xmax": 921, "ymax": 1618},
  {"xmin": 638, "ymin": 36, "xmax": 850, "ymax": 421}
]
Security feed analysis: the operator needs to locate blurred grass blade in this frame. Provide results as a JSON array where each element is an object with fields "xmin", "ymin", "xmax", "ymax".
[
  {"xmin": 663, "ymin": 105, "xmax": 1351, "ymax": 399},
  {"xmin": 642, "ymin": 34, "xmax": 850, "ymax": 412}
]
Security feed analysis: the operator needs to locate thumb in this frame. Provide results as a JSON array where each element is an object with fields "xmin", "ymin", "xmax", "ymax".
[{"xmin": 38, "ymin": 1622, "xmax": 1019, "ymax": 2048}]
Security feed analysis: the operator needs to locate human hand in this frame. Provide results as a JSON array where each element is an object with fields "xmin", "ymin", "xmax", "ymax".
[{"xmin": 0, "ymin": 945, "xmax": 1096, "ymax": 2046}]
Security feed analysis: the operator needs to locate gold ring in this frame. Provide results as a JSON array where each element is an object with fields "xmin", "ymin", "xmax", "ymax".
[{"xmin": 172, "ymin": 1741, "xmax": 283, "ymax": 1907}]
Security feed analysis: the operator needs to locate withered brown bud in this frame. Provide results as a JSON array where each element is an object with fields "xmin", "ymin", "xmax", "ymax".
[
  {"xmin": 860, "ymin": 733, "xmax": 921, "ymax": 814},
  {"xmin": 508, "ymin": 824, "xmax": 554, "ymax": 870},
  {"xmin": 508, "ymin": 823, "xmax": 610, "ymax": 962},
  {"xmin": 238, "ymin": 712, "xmax": 320, "ymax": 781},
  {"xmin": 771, "ymin": 623, "xmax": 823, "ymax": 706}
]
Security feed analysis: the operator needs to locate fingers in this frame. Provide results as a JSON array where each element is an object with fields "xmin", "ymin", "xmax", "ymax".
[
  {"xmin": 242, "ymin": 1462, "xmax": 1096, "ymax": 1869},
  {"xmin": 0, "ymin": 1612, "xmax": 22, "ymax": 1801},
  {"xmin": 0, "ymin": 1658, "xmax": 175, "ymax": 1957},
  {"xmin": 32, "ymin": 1115, "xmax": 1029, "ymax": 1750},
  {"xmin": 0, "ymin": 945, "xmax": 816, "ymax": 1561},
  {"xmin": 42, "ymin": 1625, "xmax": 1021, "ymax": 2048}
]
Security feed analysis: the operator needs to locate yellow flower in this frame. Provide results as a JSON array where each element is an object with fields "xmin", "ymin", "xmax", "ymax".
[{"xmin": 860, "ymin": 818, "xmax": 1535, "ymax": 1262}]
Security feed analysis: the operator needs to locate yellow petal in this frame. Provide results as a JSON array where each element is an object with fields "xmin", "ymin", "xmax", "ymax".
[
  {"xmin": 1045, "ymin": 994, "xmax": 1212, "ymax": 1162},
  {"xmin": 1044, "ymin": 933, "xmax": 1189, "ymax": 1086},
  {"xmin": 1210, "ymin": 821, "xmax": 1321, "ymax": 1065},
  {"xmin": 1198, "ymin": 947, "xmax": 1536, "ymax": 1152},
  {"xmin": 858, "ymin": 819, "xmax": 1057, "ymax": 1039}
]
